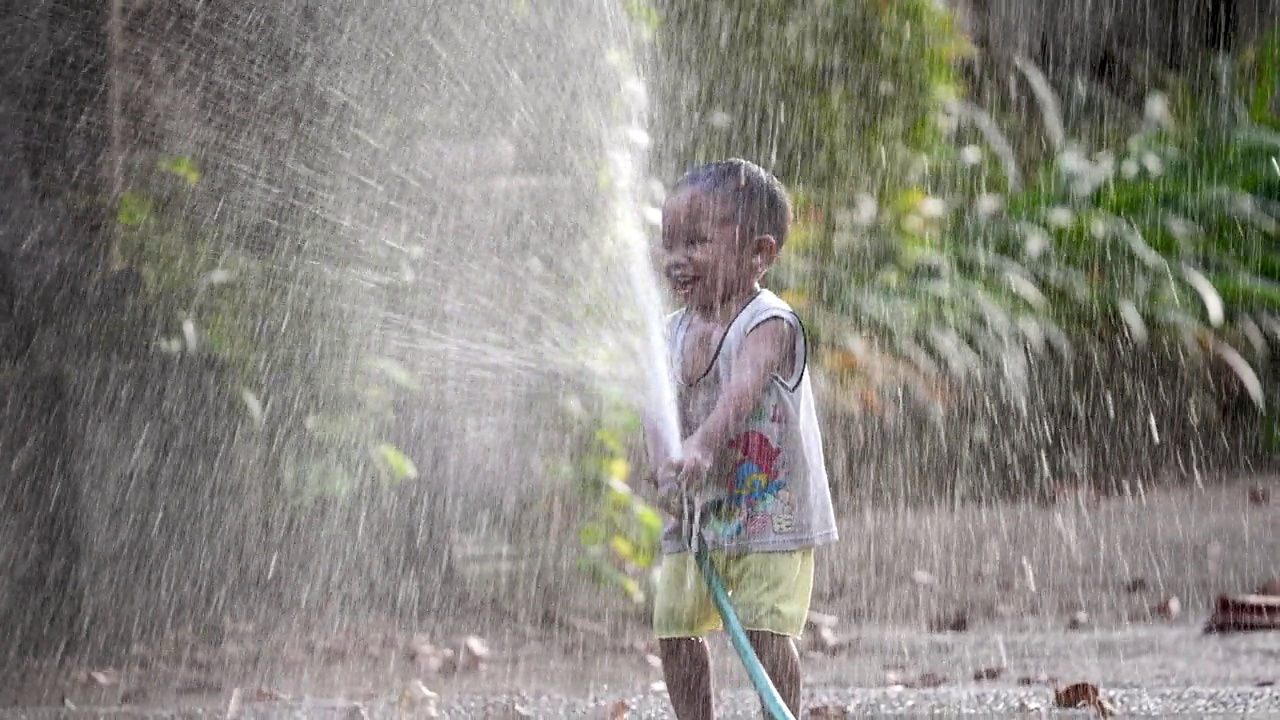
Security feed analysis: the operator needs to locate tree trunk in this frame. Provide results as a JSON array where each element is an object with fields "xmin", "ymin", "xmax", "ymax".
[{"xmin": 0, "ymin": 0, "xmax": 110, "ymax": 665}]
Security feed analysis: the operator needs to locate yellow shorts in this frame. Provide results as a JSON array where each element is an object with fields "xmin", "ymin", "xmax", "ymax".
[{"xmin": 653, "ymin": 548, "xmax": 814, "ymax": 639}]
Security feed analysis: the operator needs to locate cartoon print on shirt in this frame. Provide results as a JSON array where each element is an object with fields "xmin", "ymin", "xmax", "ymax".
[{"xmin": 709, "ymin": 414, "xmax": 796, "ymax": 538}]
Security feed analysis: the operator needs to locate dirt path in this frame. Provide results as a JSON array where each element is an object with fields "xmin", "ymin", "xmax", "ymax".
[{"xmin": 4, "ymin": 480, "xmax": 1279, "ymax": 716}]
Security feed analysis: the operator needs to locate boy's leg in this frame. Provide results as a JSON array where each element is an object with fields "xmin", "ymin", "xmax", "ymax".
[
  {"xmin": 745, "ymin": 630, "xmax": 801, "ymax": 717},
  {"xmin": 720, "ymin": 549, "xmax": 815, "ymax": 719},
  {"xmin": 660, "ymin": 637, "xmax": 714, "ymax": 720},
  {"xmin": 654, "ymin": 552, "xmax": 722, "ymax": 720}
]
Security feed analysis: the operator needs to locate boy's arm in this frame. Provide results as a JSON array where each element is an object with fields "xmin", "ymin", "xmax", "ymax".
[{"xmin": 685, "ymin": 317, "xmax": 796, "ymax": 458}]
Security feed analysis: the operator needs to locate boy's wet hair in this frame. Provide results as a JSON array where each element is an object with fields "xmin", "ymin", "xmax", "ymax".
[{"xmin": 673, "ymin": 158, "xmax": 793, "ymax": 248}]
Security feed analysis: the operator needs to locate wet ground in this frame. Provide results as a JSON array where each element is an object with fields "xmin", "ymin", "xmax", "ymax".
[{"xmin": 4, "ymin": 480, "xmax": 1279, "ymax": 717}]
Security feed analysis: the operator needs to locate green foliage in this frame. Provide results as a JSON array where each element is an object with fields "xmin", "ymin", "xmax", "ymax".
[
  {"xmin": 622, "ymin": 0, "xmax": 662, "ymax": 39},
  {"xmin": 654, "ymin": 0, "xmax": 970, "ymax": 197},
  {"xmin": 110, "ymin": 156, "xmax": 274, "ymax": 368},
  {"xmin": 1238, "ymin": 26, "xmax": 1280, "ymax": 131},
  {"xmin": 650, "ymin": 0, "xmax": 978, "ymax": 419},
  {"xmin": 775, "ymin": 42, "xmax": 1280, "ymax": 428},
  {"xmin": 277, "ymin": 356, "xmax": 422, "ymax": 506},
  {"xmin": 558, "ymin": 391, "xmax": 663, "ymax": 604},
  {"xmin": 109, "ymin": 155, "xmax": 420, "ymax": 508}
]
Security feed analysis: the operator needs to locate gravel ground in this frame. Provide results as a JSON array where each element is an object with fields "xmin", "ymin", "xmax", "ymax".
[
  {"xmin": 5, "ymin": 685, "xmax": 1280, "ymax": 718},
  {"xmin": 431, "ymin": 686, "xmax": 1280, "ymax": 717},
  {"xmin": 5, "ymin": 483, "xmax": 1280, "ymax": 718},
  {"xmin": 7, "ymin": 626, "xmax": 1280, "ymax": 718}
]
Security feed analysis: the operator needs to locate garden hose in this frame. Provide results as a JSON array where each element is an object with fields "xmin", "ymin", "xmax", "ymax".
[{"xmin": 684, "ymin": 499, "xmax": 797, "ymax": 720}]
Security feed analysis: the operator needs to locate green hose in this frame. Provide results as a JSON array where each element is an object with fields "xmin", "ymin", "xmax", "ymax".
[{"xmin": 685, "ymin": 499, "xmax": 797, "ymax": 720}]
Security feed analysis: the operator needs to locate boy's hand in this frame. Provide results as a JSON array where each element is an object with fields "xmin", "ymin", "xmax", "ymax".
[
  {"xmin": 653, "ymin": 479, "xmax": 684, "ymax": 518},
  {"xmin": 656, "ymin": 435, "xmax": 714, "ymax": 492}
]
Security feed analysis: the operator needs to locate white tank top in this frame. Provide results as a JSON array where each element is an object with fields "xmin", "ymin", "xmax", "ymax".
[{"xmin": 661, "ymin": 289, "xmax": 839, "ymax": 554}]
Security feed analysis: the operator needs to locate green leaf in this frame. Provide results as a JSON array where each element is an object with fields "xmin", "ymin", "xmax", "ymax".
[
  {"xmin": 609, "ymin": 534, "xmax": 638, "ymax": 563},
  {"xmin": 1182, "ymin": 264, "xmax": 1226, "ymax": 327},
  {"xmin": 634, "ymin": 504, "xmax": 663, "ymax": 535},
  {"xmin": 362, "ymin": 356, "xmax": 422, "ymax": 392},
  {"xmin": 117, "ymin": 192, "xmax": 153, "ymax": 227},
  {"xmin": 239, "ymin": 388, "xmax": 265, "ymax": 427},
  {"xmin": 157, "ymin": 155, "xmax": 202, "ymax": 186},
  {"xmin": 372, "ymin": 443, "xmax": 418, "ymax": 482},
  {"xmin": 1213, "ymin": 340, "xmax": 1267, "ymax": 410}
]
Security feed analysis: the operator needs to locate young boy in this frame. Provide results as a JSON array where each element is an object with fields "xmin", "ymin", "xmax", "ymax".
[{"xmin": 645, "ymin": 159, "xmax": 838, "ymax": 719}]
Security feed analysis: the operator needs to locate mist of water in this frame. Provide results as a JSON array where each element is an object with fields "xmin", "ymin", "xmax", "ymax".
[{"xmin": 0, "ymin": 0, "xmax": 700, "ymax": 661}]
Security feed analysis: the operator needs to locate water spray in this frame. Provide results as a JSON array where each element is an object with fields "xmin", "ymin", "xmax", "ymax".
[{"xmin": 602, "ymin": 58, "xmax": 797, "ymax": 720}]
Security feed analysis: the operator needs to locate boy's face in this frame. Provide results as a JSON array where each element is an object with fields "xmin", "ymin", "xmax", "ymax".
[{"xmin": 660, "ymin": 186, "xmax": 777, "ymax": 311}]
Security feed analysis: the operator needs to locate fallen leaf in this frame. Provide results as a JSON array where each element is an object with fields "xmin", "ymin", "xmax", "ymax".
[
  {"xmin": 408, "ymin": 633, "xmax": 446, "ymax": 672},
  {"xmin": 401, "ymin": 680, "xmax": 438, "ymax": 701},
  {"xmin": 807, "ymin": 624, "xmax": 841, "ymax": 654},
  {"xmin": 226, "ymin": 688, "xmax": 243, "ymax": 720},
  {"xmin": 407, "ymin": 634, "xmax": 435, "ymax": 659},
  {"xmin": 89, "ymin": 669, "xmax": 120, "ymax": 687},
  {"xmin": 435, "ymin": 648, "xmax": 458, "ymax": 674},
  {"xmin": 463, "ymin": 635, "xmax": 491, "ymax": 659},
  {"xmin": 1204, "ymin": 592, "xmax": 1280, "ymax": 632},
  {"xmin": 460, "ymin": 635, "xmax": 490, "ymax": 672},
  {"xmin": 609, "ymin": 699, "xmax": 633, "ymax": 719},
  {"xmin": 249, "ymin": 686, "xmax": 290, "ymax": 702},
  {"xmin": 806, "ymin": 704, "xmax": 850, "ymax": 718},
  {"xmin": 631, "ymin": 638, "xmax": 659, "ymax": 655},
  {"xmin": 910, "ymin": 569, "xmax": 935, "ymax": 586},
  {"xmin": 1054, "ymin": 682, "xmax": 1115, "ymax": 718},
  {"xmin": 973, "ymin": 666, "xmax": 1005, "ymax": 681},
  {"xmin": 1014, "ymin": 698, "xmax": 1045, "ymax": 713},
  {"xmin": 398, "ymin": 680, "xmax": 440, "ymax": 718},
  {"xmin": 1154, "ymin": 596, "xmax": 1181, "ymax": 620}
]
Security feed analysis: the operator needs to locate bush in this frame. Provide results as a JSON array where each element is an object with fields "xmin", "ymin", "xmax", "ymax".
[
  {"xmin": 651, "ymin": 0, "xmax": 969, "ymax": 198},
  {"xmin": 110, "ymin": 155, "xmax": 420, "ymax": 510}
]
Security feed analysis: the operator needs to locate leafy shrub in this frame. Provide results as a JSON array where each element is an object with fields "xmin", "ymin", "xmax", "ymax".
[
  {"xmin": 111, "ymin": 155, "xmax": 420, "ymax": 507},
  {"xmin": 775, "ymin": 44, "xmax": 1280, "ymax": 456},
  {"xmin": 651, "ymin": 0, "xmax": 969, "ymax": 198},
  {"xmin": 555, "ymin": 390, "xmax": 664, "ymax": 603}
]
